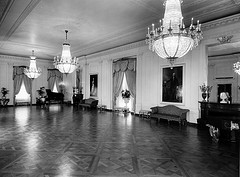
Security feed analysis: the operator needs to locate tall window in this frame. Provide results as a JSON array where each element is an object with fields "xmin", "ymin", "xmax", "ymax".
[
  {"xmin": 15, "ymin": 81, "xmax": 30, "ymax": 103},
  {"xmin": 116, "ymin": 73, "xmax": 133, "ymax": 112},
  {"xmin": 52, "ymin": 82, "xmax": 58, "ymax": 93},
  {"xmin": 47, "ymin": 69, "xmax": 63, "ymax": 93},
  {"xmin": 113, "ymin": 58, "xmax": 136, "ymax": 112}
]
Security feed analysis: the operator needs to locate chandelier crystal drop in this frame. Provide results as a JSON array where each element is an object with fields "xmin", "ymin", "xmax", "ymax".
[
  {"xmin": 54, "ymin": 30, "xmax": 78, "ymax": 74},
  {"xmin": 233, "ymin": 61, "xmax": 240, "ymax": 75},
  {"xmin": 24, "ymin": 50, "xmax": 42, "ymax": 79},
  {"xmin": 146, "ymin": 0, "xmax": 203, "ymax": 66}
]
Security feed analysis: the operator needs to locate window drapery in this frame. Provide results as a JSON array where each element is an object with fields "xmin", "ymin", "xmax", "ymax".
[
  {"xmin": 113, "ymin": 71, "xmax": 124, "ymax": 107},
  {"xmin": 47, "ymin": 69, "xmax": 63, "ymax": 92},
  {"xmin": 13, "ymin": 66, "xmax": 31, "ymax": 104},
  {"xmin": 113, "ymin": 58, "xmax": 136, "ymax": 111}
]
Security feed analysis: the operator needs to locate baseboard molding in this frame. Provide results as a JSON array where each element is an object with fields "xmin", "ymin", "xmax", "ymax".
[{"xmin": 187, "ymin": 122, "xmax": 198, "ymax": 127}]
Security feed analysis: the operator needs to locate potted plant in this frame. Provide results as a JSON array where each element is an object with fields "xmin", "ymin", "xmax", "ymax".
[
  {"xmin": 121, "ymin": 89, "xmax": 131, "ymax": 107},
  {"xmin": 1, "ymin": 87, "xmax": 9, "ymax": 99},
  {"xmin": 36, "ymin": 87, "xmax": 47, "ymax": 107},
  {"xmin": 199, "ymin": 83, "xmax": 212, "ymax": 102}
]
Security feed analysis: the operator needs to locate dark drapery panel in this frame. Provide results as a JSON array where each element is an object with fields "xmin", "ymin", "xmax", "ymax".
[
  {"xmin": 112, "ymin": 71, "xmax": 124, "ymax": 108},
  {"xmin": 13, "ymin": 66, "xmax": 32, "ymax": 104},
  {"xmin": 13, "ymin": 75, "xmax": 23, "ymax": 96},
  {"xmin": 112, "ymin": 58, "xmax": 136, "ymax": 110},
  {"xmin": 13, "ymin": 66, "xmax": 32, "ymax": 94},
  {"xmin": 23, "ymin": 75, "xmax": 31, "ymax": 94},
  {"xmin": 113, "ymin": 59, "xmax": 136, "ymax": 73},
  {"xmin": 47, "ymin": 69, "xmax": 63, "ymax": 91},
  {"xmin": 125, "ymin": 69, "xmax": 136, "ymax": 112}
]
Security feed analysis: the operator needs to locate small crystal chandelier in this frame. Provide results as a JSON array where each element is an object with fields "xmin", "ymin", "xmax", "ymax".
[
  {"xmin": 146, "ymin": 0, "xmax": 203, "ymax": 66},
  {"xmin": 233, "ymin": 61, "xmax": 240, "ymax": 75},
  {"xmin": 54, "ymin": 30, "xmax": 78, "ymax": 74},
  {"xmin": 24, "ymin": 50, "xmax": 42, "ymax": 79}
]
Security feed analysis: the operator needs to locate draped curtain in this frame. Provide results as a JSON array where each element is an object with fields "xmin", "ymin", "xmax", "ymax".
[
  {"xmin": 47, "ymin": 69, "xmax": 63, "ymax": 92},
  {"xmin": 113, "ymin": 58, "xmax": 136, "ymax": 111},
  {"xmin": 13, "ymin": 66, "xmax": 31, "ymax": 104}
]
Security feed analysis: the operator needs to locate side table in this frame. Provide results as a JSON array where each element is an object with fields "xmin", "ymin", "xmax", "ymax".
[{"xmin": 139, "ymin": 110, "xmax": 151, "ymax": 119}]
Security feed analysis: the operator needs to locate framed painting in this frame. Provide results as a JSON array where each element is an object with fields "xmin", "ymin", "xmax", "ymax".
[
  {"xmin": 90, "ymin": 74, "xmax": 98, "ymax": 97},
  {"xmin": 162, "ymin": 65, "xmax": 183, "ymax": 103}
]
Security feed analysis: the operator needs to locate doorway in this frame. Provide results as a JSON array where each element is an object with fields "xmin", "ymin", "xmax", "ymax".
[{"xmin": 217, "ymin": 84, "xmax": 232, "ymax": 103}]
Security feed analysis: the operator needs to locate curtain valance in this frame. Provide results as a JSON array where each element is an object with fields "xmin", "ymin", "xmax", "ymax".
[
  {"xmin": 113, "ymin": 59, "xmax": 136, "ymax": 73},
  {"xmin": 47, "ymin": 69, "xmax": 63, "ymax": 81},
  {"xmin": 12, "ymin": 66, "xmax": 26, "ymax": 80}
]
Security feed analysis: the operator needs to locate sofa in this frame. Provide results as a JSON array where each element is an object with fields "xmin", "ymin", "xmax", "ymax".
[
  {"xmin": 150, "ymin": 105, "xmax": 189, "ymax": 126},
  {"xmin": 79, "ymin": 98, "xmax": 98, "ymax": 109}
]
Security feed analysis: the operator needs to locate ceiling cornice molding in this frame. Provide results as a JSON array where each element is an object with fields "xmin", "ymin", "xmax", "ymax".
[
  {"xmin": 1, "ymin": 0, "xmax": 41, "ymax": 45},
  {"xmin": 209, "ymin": 53, "xmax": 240, "ymax": 60},
  {"xmin": 2, "ymin": 40, "xmax": 56, "ymax": 51},
  {"xmin": 79, "ymin": 14, "xmax": 240, "ymax": 60},
  {"xmin": 72, "ymin": 15, "xmax": 156, "ymax": 55},
  {"xmin": 183, "ymin": 0, "xmax": 209, "ymax": 8},
  {"xmin": 80, "ymin": 14, "xmax": 240, "ymax": 60},
  {"xmin": 79, "ymin": 40, "xmax": 146, "ymax": 60},
  {"xmin": 184, "ymin": 1, "xmax": 234, "ymax": 22},
  {"xmin": 0, "ymin": 54, "xmax": 51, "ymax": 63},
  {"xmin": 202, "ymin": 13, "xmax": 240, "ymax": 30},
  {"xmin": 0, "ymin": 0, "xmax": 15, "ymax": 28},
  {"xmin": 232, "ymin": 0, "xmax": 240, "ymax": 6},
  {"xmin": 129, "ymin": 0, "xmax": 161, "ymax": 16}
]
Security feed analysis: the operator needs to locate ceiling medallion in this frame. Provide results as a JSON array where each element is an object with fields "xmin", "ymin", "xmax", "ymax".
[
  {"xmin": 54, "ymin": 30, "xmax": 78, "ymax": 74},
  {"xmin": 24, "ymin": 50, "xmax": 42, "ymax": 79},
  {"xmin": 146, "ymin": 0, "xmax": 203, "ymax": 66}
]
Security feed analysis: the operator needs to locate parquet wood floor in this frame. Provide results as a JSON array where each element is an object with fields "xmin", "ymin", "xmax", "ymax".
[{"xmin": 0, "ymin": 105, "xmax": 238, "ymax": 177}]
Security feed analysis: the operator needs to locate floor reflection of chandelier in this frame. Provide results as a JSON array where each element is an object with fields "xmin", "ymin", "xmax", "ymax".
[
  {"xmin": 54, "ymin": 30, "xmax": 78, "ymax": 74},
  {"xmin": 233, "ymin": 61, "xmax": 240, "ymax": 75},
  {"xmin": 146, "ymin": 0, "xmax": 203, "ymax": 66},
  {"xmin": 24, "ymin": 50, "xmax": 42, "ymax": 79}
]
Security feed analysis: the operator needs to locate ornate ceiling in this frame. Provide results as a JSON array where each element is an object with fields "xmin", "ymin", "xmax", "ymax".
[{"xmin": 0, "ymin": 0, "xmax": 240, "ymax": 60}]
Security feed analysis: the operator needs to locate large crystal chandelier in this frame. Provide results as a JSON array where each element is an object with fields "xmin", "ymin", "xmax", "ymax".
[
  {"xmin": 233, "ymin": 61, "xmax": 240, "ymax": 75},
  {"xmin": 146, "ymin": 0, "xmax": 203, "ymax": 66},
  {"xmin": 54, "ymin": 30, "xmax": 78, "ymax": 74},
  {"xmin": 24, "ymin": 50, "xmax": 42, "ymax": 79}
]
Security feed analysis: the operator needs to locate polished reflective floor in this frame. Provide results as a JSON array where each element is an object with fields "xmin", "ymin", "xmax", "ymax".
[{"xmin": 0, "ymin": 105, "xmax": 238, "ymax": 177}]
